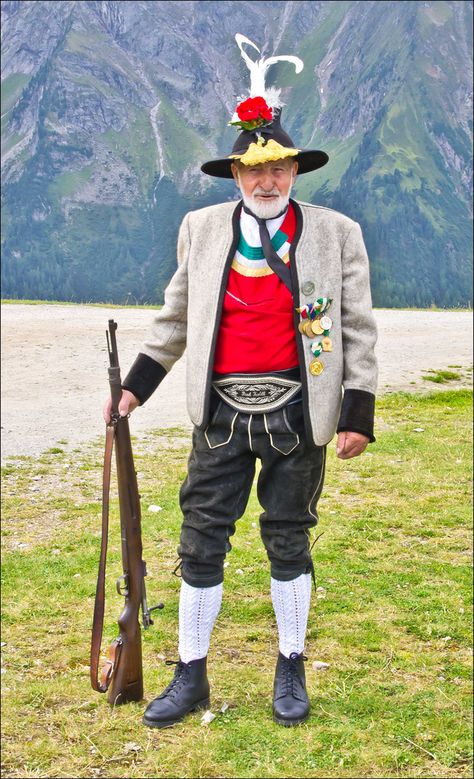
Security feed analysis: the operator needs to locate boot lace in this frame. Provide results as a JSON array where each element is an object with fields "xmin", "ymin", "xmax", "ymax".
[
  {"xmin": 279, "ymin": 652, "xmax": 307, "ymax": 698},
  {"xmin": 159, "ymin": 660, "xmax": 190, "ymax": 700}
]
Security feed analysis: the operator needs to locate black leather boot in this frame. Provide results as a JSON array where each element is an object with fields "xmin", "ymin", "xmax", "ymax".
[
  {"xmin": 272, "ymin": 652, "xmax": 310, "ymax": 726},
  {"xmin": 143, "ymin": 657, "xmax": 210, "ymax": 728}
]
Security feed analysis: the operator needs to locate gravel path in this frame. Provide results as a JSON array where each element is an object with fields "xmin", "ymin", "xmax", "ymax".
[{"xmin": 1, "ymin": 304, "xmax": 472, "ymax": 463}]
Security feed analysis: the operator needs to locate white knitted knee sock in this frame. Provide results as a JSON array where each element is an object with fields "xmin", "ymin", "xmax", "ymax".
[
  {"xmin": 178, "ymin": 581, "xmax": 223, "ymax": 663},
  {"xmin": 271, "ymin": 573, "xmax": 312, "ymax": 658}
]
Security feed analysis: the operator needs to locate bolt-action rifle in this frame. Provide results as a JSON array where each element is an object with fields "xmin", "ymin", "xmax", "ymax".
[{"xmin": 90, "ymin": 319, "xmax": 163, "ymax": 705}]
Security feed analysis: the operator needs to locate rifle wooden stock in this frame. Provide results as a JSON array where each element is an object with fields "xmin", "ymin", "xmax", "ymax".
[
  {"xmin": 106, "ymin": 407, "xmax": 144, "ymax": 704},
  {"xmin": 91, "ymin": 319, "xmax": 161, "ymax": 705}
]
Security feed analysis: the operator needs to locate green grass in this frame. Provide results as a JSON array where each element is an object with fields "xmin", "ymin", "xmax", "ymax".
[
  {"xmin": 48, "ymin": 166, "xmax": 94, "ymax": 199},
  {"xmin": 1, "ymin": 390, "xmax": 472, "ymax": 778},
  {"xmin": 64, "ymin": 29, "xmax": 141, "ymax": 84},
  {"xmin": 1, "ymin": 299, "xmax": 162, "ymax": 310},
  {"xmin": 422, "ymin": 1, "xmax": 453, "ymax": 26},
  {"xmin": 422, "ymin": 369, "xmax": 462, "ymax": 384},
  {"xmin": 295, "ymin": 131, "xmax": 364, "ymax": 198},
  {"xmin": 1, "ymin": 130, "xmax": 26, "ymax": 157},
  {"xmin": 1, "ymin": 73, "xmax": 31, "ymax": 114},
  {"xmin": 102, "ymin": 105, "xmax": 162, "ymax": 198},
  {"xmin": 157, "ymin": 91, "xmax": 210, "ymax": 175},
  {"xmin": 389, "ymin": 306, "xmax": 473, "ymax": 312}
]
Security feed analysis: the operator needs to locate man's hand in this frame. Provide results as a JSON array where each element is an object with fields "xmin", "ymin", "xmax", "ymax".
[
  {"xmin": 336, "ymin": 431, "xmax": 369, "ymax": 459},
  {"xmin": 103, "ymin": 389, "xmax": 140, "ymax": 424}
]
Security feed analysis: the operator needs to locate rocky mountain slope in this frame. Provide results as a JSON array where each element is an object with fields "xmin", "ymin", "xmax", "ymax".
[{"xmin": 1, "ymin": 0, "xmax": 472, "ymax": 306}]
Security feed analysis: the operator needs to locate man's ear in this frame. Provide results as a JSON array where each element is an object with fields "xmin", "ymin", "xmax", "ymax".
[
  {"xmin": 230, "ymin": 163, "xmax": 240, "ymax": 185},
  {"xmin": 291, "ymin": 161, "xmax": 299, "ymax": 179}
]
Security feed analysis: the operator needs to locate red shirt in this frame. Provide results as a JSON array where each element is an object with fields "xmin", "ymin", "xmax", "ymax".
[{"xmin": 213, "ymin": 204, "xmax": 298, "ymax": 374}]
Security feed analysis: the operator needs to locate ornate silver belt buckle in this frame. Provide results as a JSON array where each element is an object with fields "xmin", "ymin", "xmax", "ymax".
[{"xmin": 212, "ymin": 375, "xmax": 301, "ymax": 414}]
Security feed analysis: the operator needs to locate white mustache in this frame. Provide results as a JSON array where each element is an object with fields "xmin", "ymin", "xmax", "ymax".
[{"xmin": 252, "ymin": 188, "xmax": 280, "ymax": 197}]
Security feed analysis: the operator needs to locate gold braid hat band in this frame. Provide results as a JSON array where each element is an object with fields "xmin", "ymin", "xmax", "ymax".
[{"xmin": 229, "ymin": 138, "xmax": 300, "ymax": 166}]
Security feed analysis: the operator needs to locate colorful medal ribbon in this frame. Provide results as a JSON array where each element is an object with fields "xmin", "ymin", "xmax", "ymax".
[
  {"xmin": 296, "ymin": 296, "xmax": 334, "ymax": 375},
  {"xmin": 311, "ymin": 336, "xmax": 332, "ymax": 354},
  {"xmin": 296, "ymin": 297, "xmax": 332, "ymax": 320}
]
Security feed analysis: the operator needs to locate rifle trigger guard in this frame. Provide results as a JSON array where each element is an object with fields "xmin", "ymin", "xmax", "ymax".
[{"xmin": 116, "ymin": 574, "xmax": 129, "ymax": 597}]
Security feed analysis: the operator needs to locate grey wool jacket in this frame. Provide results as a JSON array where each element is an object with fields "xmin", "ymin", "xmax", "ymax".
[{"xmin": 123, "ymin": 198, "xmax": 378, "ymax": 447}]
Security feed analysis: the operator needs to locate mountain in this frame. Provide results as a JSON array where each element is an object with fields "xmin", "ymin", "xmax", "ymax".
[{"xmin": 1, "ymin": 0, "xmax": 472, "ymax": 306}]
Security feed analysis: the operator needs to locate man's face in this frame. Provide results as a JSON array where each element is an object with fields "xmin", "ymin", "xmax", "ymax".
[{"xmin": 231, "ymin": 159, "xmax": 298, "ymax": 219}]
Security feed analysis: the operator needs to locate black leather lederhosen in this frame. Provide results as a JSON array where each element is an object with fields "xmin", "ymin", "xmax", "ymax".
[{"xmin": 176, "ymin": 368, "xmax": 327, "ymax": 587}]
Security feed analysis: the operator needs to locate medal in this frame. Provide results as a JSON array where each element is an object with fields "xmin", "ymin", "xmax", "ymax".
[
  {"xmin": 297, "ymin": 296, "xmax": 334, "ymax": 366},
  {"xmin": 310, "ymin": 340, "xmax": 326, "ymax": 371},
  {"xmin": 311, "ymin": 318, "xmax": 324, "ymax": 335},
  {"xmin": 322, "ymin": 337, "xmax": 332, "ymax": 352},
  {"xmin": 309, "ymin": 358, "xmax": 324, "ymax": 375}
]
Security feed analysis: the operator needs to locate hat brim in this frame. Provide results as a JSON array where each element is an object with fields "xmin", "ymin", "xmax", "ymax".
[{"xmin": 201, "ymin": 149, "xmax": 329, "ymax": 179}]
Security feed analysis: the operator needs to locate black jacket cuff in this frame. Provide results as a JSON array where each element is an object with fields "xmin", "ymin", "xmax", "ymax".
[
  {"xmin": 121, "ymin": 353, "xmax": 167, "ymax": 405},
  {"xmin": 336, "ymin": 388, "xmax": 376, "ymax": 443}
]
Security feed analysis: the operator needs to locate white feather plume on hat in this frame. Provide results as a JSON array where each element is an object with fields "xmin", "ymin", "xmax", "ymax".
[
  {"xmin": 230, "ymin": 34, "xmax": 304, "ymax": 123},
  {"xmin": 201, "ymin": 34, "xmax": 328, "ymax": 177}
]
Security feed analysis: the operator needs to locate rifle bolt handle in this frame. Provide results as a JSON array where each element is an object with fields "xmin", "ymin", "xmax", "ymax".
[{"xmin": 148, "ymin": 603, "xmax": 165, "ymax": 613}]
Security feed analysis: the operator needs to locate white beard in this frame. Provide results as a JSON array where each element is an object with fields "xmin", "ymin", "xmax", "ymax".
[{"xmin": 241, "ymin": 190, "xmax": 291, "ymax": 220}]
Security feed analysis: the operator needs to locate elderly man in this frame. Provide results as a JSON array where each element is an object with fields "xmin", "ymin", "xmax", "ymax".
[{"xmin": 104, "ymin": 35, "xmax": 378, "ymax": 728}]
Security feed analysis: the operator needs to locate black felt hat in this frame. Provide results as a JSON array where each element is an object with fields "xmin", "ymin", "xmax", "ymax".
[
  {"xmin": 201, "ymin": 108, "xmax": 328, "ymax": 179},
  {"xmin": 201, "ymin": 34, "xmax": 329, "ymax": 179}
]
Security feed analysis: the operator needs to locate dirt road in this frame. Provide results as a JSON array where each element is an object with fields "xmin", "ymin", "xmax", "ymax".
[{"xmin": 1, "ymin": 304, "xmax": 472, "ymax": 462}]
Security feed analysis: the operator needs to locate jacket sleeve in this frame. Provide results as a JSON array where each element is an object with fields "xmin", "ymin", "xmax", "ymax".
[
  {"xmin": 336, "ymin": 221, "xmax": 378, "ymax": 442},
  {"xmin": 121, "ymin": 212, "xmax": 191, "ymax": 404}
]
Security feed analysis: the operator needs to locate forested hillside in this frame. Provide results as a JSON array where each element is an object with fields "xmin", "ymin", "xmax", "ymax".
[{"xmin": 1, "ymin": 0, "xmax": 472, "ymax": 306}]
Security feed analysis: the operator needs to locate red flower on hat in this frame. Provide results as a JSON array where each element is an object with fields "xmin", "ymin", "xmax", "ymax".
[
  {"xmin": 237, "ymin": 96, "xmax": 272, "ymax": 122},
  {"xmin": 229, "ymin": 96, "xmax": 273, "ymax": 131}
]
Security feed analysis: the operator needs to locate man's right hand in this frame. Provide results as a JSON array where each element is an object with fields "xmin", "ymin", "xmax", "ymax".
[{"xmin": 103, "ymin": 389, "xmax": 140, "ymax": 424}]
